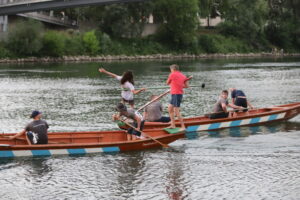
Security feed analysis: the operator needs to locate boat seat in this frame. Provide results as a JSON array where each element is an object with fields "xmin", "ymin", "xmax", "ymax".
[{"xmin": 164, "ymin": 128, "xmax": 182, "ymax": 134}]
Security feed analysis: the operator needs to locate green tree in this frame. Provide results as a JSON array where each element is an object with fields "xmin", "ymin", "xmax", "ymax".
[
  {"xmin": 7, "ymin": 19, "xmax": 43, "ymax": 56},
  {"xmin": 83, "ymin": 30, "xmax": 100, "ymax": 55},
  {"xmin": 265, "ymin": 0, "xmax": 300, "ymax": 50},
  {"xmin": 218, "ymin": 0, "xmax": 268, "ymax": 47},
  {"xmin": 154, "ymin": 0, "xmax": 199, "ymax": 48},
  {"xmin": 41, "ymin": 31, "xmax": 66, "ymax": 57}
]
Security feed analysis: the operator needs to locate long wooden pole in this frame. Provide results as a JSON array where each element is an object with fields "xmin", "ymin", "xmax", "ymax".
[
  {"xmin": 137, "ymin": 89, "xmax": 170, "ymax": 112},
  {"xmin": 119, "ymin": 119, "xmax": 170, "ymax": 148}
]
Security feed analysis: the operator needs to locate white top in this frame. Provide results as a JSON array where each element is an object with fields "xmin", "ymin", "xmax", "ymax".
[{"xmin": 116, "ymin": 76, "xmax": 135, "ymax": 100}]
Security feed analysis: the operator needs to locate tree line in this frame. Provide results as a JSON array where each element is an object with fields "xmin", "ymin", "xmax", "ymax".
[{"xmin": 0, "ymin": 0, "xmax": 299, "ymax": 58}]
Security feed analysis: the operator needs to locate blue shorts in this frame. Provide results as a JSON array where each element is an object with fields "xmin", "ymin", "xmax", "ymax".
[{"xmin": 170, "ymin": 94, "xmax": 183, "ymax": 107}]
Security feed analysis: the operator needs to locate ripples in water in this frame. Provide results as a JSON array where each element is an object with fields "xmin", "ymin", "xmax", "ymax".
[{"xmin": 0, "ymin": 58, "xmax": 300, "ymax": 199}]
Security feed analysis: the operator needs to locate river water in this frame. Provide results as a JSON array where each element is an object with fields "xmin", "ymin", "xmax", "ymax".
[{"xmin": 0, "ymin": 57, "xmax": 299, "ymax": 200}]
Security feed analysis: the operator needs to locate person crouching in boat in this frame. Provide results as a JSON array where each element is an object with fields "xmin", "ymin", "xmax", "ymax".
[
  {"xmin": 9, "ymin": 111, "xmax": 49, "ymax": 144},
  {"xmin": 143, "ymin": 95, "xmax": 170, "ymax": 123},
  {"xmin": 113, "ymin": 103, "xmax": 145, "ymax": 141},
  {"xmin": 229, "ymin": 88, "xmax": 254, "ymax": 111},
  {"xmin": 99, "ymin": 68, "xmax": 146, "ymax": 108},
  {"xmin": 209, "ymin": 90, "xmax": 244, "ymax": 119}
]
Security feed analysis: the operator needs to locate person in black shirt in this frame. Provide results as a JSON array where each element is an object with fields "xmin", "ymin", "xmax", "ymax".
[{"xmin": 9, "ymin": 110, "xmax": 49, "ymax": 144}]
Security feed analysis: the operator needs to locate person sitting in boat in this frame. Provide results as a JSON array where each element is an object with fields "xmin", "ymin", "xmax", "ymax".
[
  {"xmin": 9, "ymin": 111, "xmax": 49, "ymax": 144},
  {"xmin": 229, "ymin": 88, "xmax": 254, "ymax": 111},
  {"xmin": 113, "ymin": 103, "xmax": 145, "ymax": 140},
  {"xmin": 143, "ymin": 95, "xmax": 170, "ymax": 123},
  {"xmin": 99, "ymin": 68, "xmax": 146, "ymax": 108},
  {"xmin": 209, "ymin": 90, "xmax": 244, "ymax": 119}
]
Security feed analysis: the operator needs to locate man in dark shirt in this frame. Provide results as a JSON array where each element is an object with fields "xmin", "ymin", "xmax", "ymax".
[
  {"xmin": 229, "ymin": 88, "xmax": 254, "ymax": 110},
  {"xmin": 9, "ymin": 111, "xmax": 49, "ymax": 144},
  {"xmin": 209, "ymin": 90, "xmax": 244, "ymax": 119}
]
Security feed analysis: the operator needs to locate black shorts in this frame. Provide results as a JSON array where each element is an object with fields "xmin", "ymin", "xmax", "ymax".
[
  {"xmin": 154, "ymin": 116, "xmax": 171, "ymax": 123},
  {"xmin": 170, "ymin": 94, "xmax": 183, "ymax": 107},
  {"xmin": 122, "ymin": 98, "xmax": 134, "ymax": 106},
  {"xmin": 234, "ymin": 98, "xmax": 248, "ymax": 112},
  {"xmin": 127, "ymin": 120, "xmax": 145, "ymax": 137},
  {"xmin": 27, "ymin": 132, "xmax": 48, "ymax": 144},
  {"xmin": 209, "ymin": 112, "xmax": 229, "ymax": 119}
]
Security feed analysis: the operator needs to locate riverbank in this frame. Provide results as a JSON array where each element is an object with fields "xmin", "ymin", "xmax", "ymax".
[{"xmin": 0, "ymin": 52, "xmax": 300, "ymax": 64}]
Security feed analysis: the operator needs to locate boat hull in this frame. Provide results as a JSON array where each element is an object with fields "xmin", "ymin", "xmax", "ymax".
[
  {"xmin": 120, "ymin": 102, "xmax": 300, "ymax": 132},
  {"xmin": 0, "ymin": 130, "xmax": 184, "ymax": 158}
]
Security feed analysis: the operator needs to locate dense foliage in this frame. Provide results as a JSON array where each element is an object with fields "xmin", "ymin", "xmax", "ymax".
[{"xmin": 0, "ymin": 0, "xmax": 299, "ymax": 58}]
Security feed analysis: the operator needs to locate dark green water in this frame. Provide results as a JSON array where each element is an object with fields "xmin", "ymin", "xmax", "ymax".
[{"xmin": 0, "ymin": 57, "xmax": 300, "ymax": 199}]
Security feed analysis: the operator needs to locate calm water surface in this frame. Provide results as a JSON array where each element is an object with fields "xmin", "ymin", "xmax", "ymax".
[{"xmin": 0, "ymin": 57, "xmax": 300, "ymax": 200}]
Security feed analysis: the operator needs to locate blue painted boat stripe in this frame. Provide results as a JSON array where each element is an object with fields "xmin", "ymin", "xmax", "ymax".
[
  {"xmin": 250, "ymin": 117, "xmax": 261, "ymax": 124},
  {"xmin": 0, "ymin": 150, "xmax": 14, "ymax": 158},
  {"xmin": 208, "ymin": 123, "xmax": 221, "ymax": 130},
  {"xmin": 102, "ymin": 147, "xmax": 120, "ymax": 153},
  {"xmin": 268, "ymin": 114, "xmax": 278, "ymax": 121},
  {"xmin": 31, "ymin": 150, "xmax": 51, "ymax": 156},
  {"xmin": 67, "ymin": 148, "xmax": 86, "ymax": 154},
  {"xmin": 230, "ymin": 120, "xmax": 242, "ymax": 127},
  {"xmin": 186, "ymin": 125, "xmax": 200, "ymax": 132}
]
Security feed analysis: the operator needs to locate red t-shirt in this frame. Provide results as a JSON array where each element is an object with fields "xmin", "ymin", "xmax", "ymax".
[{"xmin": 167, "ymin": 71, "xmax": 187, "ymax": 94}]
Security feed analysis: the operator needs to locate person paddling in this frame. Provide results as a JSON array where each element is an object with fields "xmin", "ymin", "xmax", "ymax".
[
  {"xmin": 9, "ymin": 111, "xmax": 49, "ymax": 144},
  {"xmin": 166, "ymin": 64, "xmax": 192, "ymax": 131},
  {"xmin": 113, "ymin": 103, "xmax": 145, "ymax": 141},
  {"xmin": 99, "ymin": 68, "xmax": 146, "ymax": 108}
]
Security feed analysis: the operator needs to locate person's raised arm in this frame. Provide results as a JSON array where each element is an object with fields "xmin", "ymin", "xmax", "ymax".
[{"xmin": 99, "ymin": 68, "xmax": 119, "ymax": 78}]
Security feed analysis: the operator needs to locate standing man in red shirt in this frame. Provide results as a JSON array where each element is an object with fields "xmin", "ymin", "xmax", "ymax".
[{"xmin": 166, "ymin": 64, "xmax": 192, "ymax": 131}]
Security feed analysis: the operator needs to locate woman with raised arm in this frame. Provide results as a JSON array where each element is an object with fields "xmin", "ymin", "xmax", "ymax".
[{"xmin": 99, "ymin": 68, "xmax": 145, "ymax": 108}]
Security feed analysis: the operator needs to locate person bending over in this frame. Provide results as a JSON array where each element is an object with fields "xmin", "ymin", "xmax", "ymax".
[
  {"xmin": 113, "ymin": 103, "xmax": 145, "ymax": 140},
  {"xmin": 229, "ymin": 88, "xmax": 254, "ymax": 110}
]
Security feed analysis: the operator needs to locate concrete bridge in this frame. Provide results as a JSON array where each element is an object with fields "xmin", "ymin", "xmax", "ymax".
[{"xmin": 0, "ymin": 0, "xmax": 148, "ymax": 15}]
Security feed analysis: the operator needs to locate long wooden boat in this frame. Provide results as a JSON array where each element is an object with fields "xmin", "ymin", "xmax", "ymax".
[
  {"xmin": 0, "ymin": 129, "xmax": 184, "ymax": 158},
  {"xmin": 119, "ymin": 102, "xmax": 300, "ymax": 132}
]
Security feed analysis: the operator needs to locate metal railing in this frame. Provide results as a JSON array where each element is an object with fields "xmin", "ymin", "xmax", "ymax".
[{"xmin": 17, "ymin": 11, "xmax": 78, "ymax": 27}]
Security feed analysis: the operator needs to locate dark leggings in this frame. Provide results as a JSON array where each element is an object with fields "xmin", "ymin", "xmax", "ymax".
[{"xmin": 127, "ymin": 120, "xmax": 145, "ymax": 137}]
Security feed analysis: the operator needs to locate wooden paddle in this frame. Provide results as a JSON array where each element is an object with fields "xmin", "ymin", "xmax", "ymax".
[
  {"xmin": 136, "ymin": 89, "xmax": 170, "ymax": 112},
  {"xmin": 139, "ymin": 83, "xmax": 205, "ymax": 90},
  {"xmin": 119, "ymin": 119, "xmax": 170, "ymax": 148}
]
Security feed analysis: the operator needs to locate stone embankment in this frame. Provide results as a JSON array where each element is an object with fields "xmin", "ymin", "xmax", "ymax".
[{"xmin": 0, "ymin": 53, "xmax": 299, "ymax": 63}]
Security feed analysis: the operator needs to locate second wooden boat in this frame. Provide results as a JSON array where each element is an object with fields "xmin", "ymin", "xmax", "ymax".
[{"xmin": 118, "ymin": 102, "xmax": 300, "ymax": 132}]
